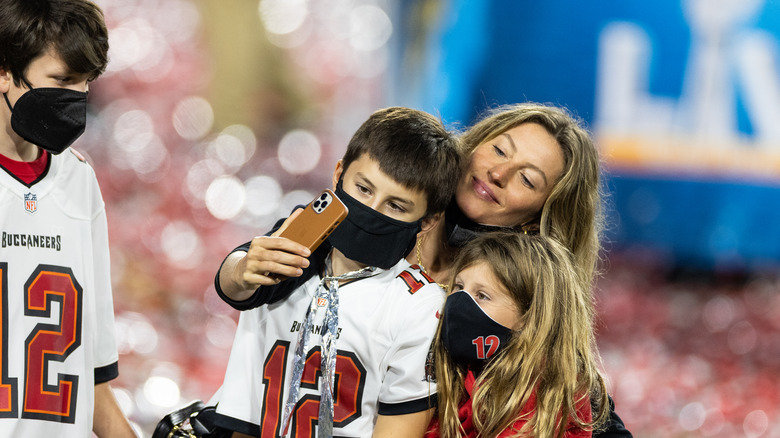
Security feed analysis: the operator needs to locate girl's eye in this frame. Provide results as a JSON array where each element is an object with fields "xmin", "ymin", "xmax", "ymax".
[{"xmin": 493, "ymin": 145, "xmax": 506, "ymax": 158}]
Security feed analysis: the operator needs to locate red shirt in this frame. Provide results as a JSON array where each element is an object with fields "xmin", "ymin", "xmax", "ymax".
[
  {"xmin": 426, "ymin": 369, "xmax": 592, "ymax": 437},
  {"xmin": 0, "ymin": 149, "xmax": 50, "ymax": 185}
]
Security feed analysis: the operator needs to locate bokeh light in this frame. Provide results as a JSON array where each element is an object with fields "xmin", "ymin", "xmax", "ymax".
[
  {"xmin": 702, "ymin": 295, "xmax": 736, "ymax": 332},
  {"xmin": 205, "ymin": 314, "xmax": 238, "ymax": 349},
  {"xmin": 160, "ymin": 221, "xmax": 204, "ymax": 269},
  {"xmin": 743, "ymin": 410, "xmax": 768, "ymax": 437},
  {"xmin": 679, "ymin": 402, "xmax": 707, "ymax": 432},
  {"xmin": 173, "ymin": 96, "xmax": 214, "ymax": 141},
  {"xmin": 727, "ymin": 320, "xmax": 757, "ymax": 355},
  {"xmin": 184, "ymin": 159, "xmax": 226, "ymax": 203},
  {"xmin": 115, "ymin": 312, "xmax": 159, "ymax": 355},
  {"xmin": 348, "ymin": 5, "xmax": 392, "ymax": 52},
  {"xmin": 259, "ymin": 0, "xmax": 308, "ymax": 36},
  {"xmin": 277, "ymin": 129, "xmax": 322, "ymax": 175},
  {"xmin": 143, "ymin": 376, "xmax": 181, "ymax": 409},
  {"xmin": 244, "ymin": 175, "xmax": 283, "ymax": 217},
  {"xmin": 205, "ymin": 175, "xmax": 246, "ymax": 220}
]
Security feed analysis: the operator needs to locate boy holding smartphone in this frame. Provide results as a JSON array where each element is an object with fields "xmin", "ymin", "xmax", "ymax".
[{"xmin": 213, "ymin": 107, "xmax": 461, "ymax": 437}]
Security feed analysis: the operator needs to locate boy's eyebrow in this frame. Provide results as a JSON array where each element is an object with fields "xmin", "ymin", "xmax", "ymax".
[
  {"xmin": 501, "ymin": 133, "xmax": 550, "ymax": 187},
  {"xmin": 355, "ymin": 173, "xmax": 416, "ymax": 208}
]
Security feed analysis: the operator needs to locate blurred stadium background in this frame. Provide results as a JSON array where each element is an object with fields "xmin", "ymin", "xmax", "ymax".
[{"xmin": 79, "ymin": 0, "xmax": 780, "ymax": 436}]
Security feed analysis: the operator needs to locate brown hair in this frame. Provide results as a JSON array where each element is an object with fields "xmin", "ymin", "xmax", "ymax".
[
  {"xmin": 342, "ymin": 107, "xmax": 462, "ymax": 215},
  {"xmin": 0, "ymin": 0, "xmax": 109, "ymax": 85}
]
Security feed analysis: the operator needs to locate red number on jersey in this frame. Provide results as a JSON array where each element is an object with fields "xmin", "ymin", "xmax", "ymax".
[
  {"xmin": 398, "ymin": 265, "xmax": 435, "ymax": 295},
  {"xmin": 0, "ymin": 263, "xmax": 18, "ymax": 418},
  {"xmin": 263, "ymin": 344, "xmax": 366, "ymax": 437},
  {"xmin": 261, "ymin": 341, "xmax": 289, "ymax": 437},
  {"xmin": 0, "ymin": 263, "xmax": 83, "ymax": 423}
]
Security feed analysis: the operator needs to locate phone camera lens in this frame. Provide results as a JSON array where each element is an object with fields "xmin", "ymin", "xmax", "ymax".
[
  {"xmin": 321, "ymin": 201, "xmax": 328, "ymax": 208},
  {"xmin": 313, "ymin": 200, "xmax": 320, "ymax": 208},
  {"xmin": 320, "ymin": 193, "xmax": 328, "ymax": 200}
]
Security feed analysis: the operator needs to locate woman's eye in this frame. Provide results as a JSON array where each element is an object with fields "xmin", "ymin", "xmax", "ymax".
[
  {"xmin": 453, "ymin": 282, "xmax": 464, "ymax": 290},
  {"xmin": 493, "ymin": 145, "xmax": 506, "ymax": 157},
  {"xmin": 520, "ymin": 173, "xmax": 535, "ymax": 189},
  {"xmin": 476, "ymin": 291, "xmax": 490, "ymax": 301}
]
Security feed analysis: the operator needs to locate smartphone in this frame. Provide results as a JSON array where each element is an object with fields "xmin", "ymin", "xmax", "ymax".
[{"xmin": 277, "ymin": 189, "xmax": 349, "ymax": 253}]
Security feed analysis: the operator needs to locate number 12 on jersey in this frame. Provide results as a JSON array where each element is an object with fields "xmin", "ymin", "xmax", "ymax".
[
  {"xmin": 0, "ymin": 263, "xmax": 83, "ymax": 423},
  {"xmin": 261, "ymin": 340, "xmax": 367, "ymax": 437}
]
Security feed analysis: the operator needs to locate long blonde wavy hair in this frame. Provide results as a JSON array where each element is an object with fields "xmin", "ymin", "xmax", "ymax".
[
  {"xmin": 459, "ymin": 103, "xmax": 605, "ymax": 291},
  {"xmin": 432, "ymin": 232, "xmax": 609, "ymax": 437}
]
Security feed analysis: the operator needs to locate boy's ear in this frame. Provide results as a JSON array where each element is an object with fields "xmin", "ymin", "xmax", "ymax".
[
  {"xmin": 0, "ymin": 67, "xmax": 11, "ymax": 94},
  {"xmin": 420, "ymin": 212, "xmax": 442, "ymax": 232},
  {"xmin": 331, "ymin": 159, "xmax": 344, "ymax": 189}
]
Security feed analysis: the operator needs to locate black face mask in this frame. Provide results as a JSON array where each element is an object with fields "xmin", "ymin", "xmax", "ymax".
[
  {"xmin": 327, "ymin": 180, "xmax": 422, "ymax": 269},
  {"xmin": 4, "ymin": 84, "xmax": 88, "ymax": 155},
  {"xmin": 441, "ymin": 290, "xmax": 515, "ymax": 369},
  {"xmin": 444, "ymin": 200, "xmax": 513, "ymax": 247}
]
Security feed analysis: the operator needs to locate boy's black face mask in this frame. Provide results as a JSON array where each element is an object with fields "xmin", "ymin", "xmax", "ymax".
[
  {"xmin": 327, "ymin": 179, "xmax": 422, "ymax": 269},
  {"xmin": 441, "ymin": 290, "xmax": 514, "ymax": 369},
  {"xmin": 4, "ymin": 84, "xmax": 88, "ymax": 155}
]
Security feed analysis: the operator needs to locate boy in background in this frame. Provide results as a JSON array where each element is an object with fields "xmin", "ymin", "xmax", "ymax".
[{"xmin": 0, "ymin": 0, "xmax": 136, "ymax": 436}]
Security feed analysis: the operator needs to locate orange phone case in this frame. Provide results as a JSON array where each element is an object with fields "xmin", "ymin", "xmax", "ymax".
[{"xmin": 277, "ymin": 189, "xmax": 348, "ymax": 253}]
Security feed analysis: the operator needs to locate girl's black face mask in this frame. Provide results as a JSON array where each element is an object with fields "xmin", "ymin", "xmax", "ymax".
[
  {"xmin": 327, "ymin": 179, "xmax": 422, "ymax": 269},
  {"xmin": 441, "ymin": 290, "xmax": 514, "ymax": 369},
  {"xmin": 4, "ymin": 83, "xmax": 88, "ymax": 155}
]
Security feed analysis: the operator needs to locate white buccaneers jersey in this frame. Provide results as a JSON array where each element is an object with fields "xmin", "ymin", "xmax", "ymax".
[
  {"xmin": 215, "ymin": 259, "xmax": 444, "ymax": 437},
  {"xmin": 0, "ymin": 150, "xmax": 119, "ymax": 436}
]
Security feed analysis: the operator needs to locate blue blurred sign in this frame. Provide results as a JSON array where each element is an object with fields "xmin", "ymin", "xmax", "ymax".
[{"xmin": 393, "ymin": 0, "xmax": 780, "ymax": 269}]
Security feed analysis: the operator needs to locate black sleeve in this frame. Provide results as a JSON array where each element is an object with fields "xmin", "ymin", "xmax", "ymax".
[
  {"xmin": 211, "ymin": 411, "xmax": 260, "ymax": 437},
  {"xmin": 594, "ymin": 395, "xmax": 633, "ymax": 438},
  {"xmin": 213, "ymin": 211, "xmax": 328, "ymax": 310},
  {"xmin": 94, "ymin": 361, "xmax": 119, "ymax": 384}
]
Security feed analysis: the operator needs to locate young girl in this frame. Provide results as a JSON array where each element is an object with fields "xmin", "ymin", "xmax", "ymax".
[{"xmin": 426, "ymin": 232, "xmax": 610, "ymax": 438}]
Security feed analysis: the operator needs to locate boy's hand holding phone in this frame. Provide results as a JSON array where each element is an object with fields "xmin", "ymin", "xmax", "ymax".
[
  {"xmin": 236, "ymin": 209, "xmax": 311, "ymax": 289},
  {"xmin": 236, "ymin": 189, "xmax": 348, "ymax": 289}
]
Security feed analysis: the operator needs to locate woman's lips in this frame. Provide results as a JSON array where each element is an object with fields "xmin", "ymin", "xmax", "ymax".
[{"xmin": 472, "ymin": 177, "xmax": 498, "ymax": 204}]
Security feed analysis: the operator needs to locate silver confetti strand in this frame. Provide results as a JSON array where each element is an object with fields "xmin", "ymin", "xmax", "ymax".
[
  {"xmin": 281, "ymin": 265, "xmax": 377, "ymax": 437},
  {"xmin": 318, "ymin": 277, "xmax": 339, "ymax": 437},
  {"xmin": 281, "ymin": 282, "xmax": 327, "ymax": 435}
]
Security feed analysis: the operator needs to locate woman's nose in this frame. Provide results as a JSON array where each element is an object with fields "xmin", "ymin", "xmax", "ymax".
[{"xmin": 488, "ymin": 163, "xmax": 510, "ymax": 188}]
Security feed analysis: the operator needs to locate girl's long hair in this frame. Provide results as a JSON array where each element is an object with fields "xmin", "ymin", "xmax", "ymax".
[{"xmin": 432, "ymin": 232, "xmax": 609, "ymax": 437}]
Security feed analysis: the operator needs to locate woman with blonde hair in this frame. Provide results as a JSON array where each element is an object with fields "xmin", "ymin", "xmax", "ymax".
[
  {"xmin": 425, "ymin": 231, "xmax": 608, "ymax": 437},
  {"xmin": 415, "ymin": 102, "xmax": 603, "ymax": 297}
]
